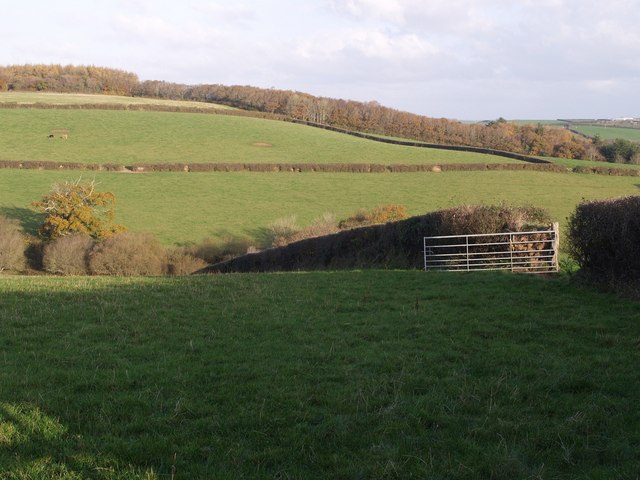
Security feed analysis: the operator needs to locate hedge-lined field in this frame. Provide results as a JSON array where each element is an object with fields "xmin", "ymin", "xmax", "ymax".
[
  {"xmin": 1, "ymin": 169, "xmax": 639, "ymax": 245},
  {"xmin": 1, "ymin": 272, "xmax": 638, "ymax": 479},
  {"xmin": 0, "ymin": 108, "xmax": 522, "ymax": 166}
]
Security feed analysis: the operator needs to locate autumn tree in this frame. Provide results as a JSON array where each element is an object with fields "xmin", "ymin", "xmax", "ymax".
[{"xmin": 33, "ymin": 179, "xmax": 125, "ymax": 240}]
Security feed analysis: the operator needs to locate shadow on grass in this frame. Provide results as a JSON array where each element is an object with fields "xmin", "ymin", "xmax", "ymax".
[
  {"xmin": 1, "ymin": 272, "xmax": 639, "ymax": 478},
  {"xmin": 0, "ymin": 206, "xmax": 44, "ymax": 235}
]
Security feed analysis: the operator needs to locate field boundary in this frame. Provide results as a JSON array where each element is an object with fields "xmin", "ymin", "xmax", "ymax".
[
  {"xmin": 0, "ymin": 159, "xmax": 571, "ymax": 174},
  {"xmin": 1, "ymin": 159, "xmax": 639, "ymax": 176}
]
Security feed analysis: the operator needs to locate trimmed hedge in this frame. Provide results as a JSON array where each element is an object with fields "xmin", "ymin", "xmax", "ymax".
[
  {"xmin": 567, "ymin": 196, "xmax": 640, "ymax": 283},
  {"xmin": 0, "ymin": 159, "xmax": 570, "ymax": 174},
  {"xmin": 203, "ymin": 205, "xmax": 552, "ymax": 273}
]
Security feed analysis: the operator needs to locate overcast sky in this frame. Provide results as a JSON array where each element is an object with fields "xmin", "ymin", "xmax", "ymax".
[{"xmin": 2, "ymin": 0, "xmax": 639, "ymax": 120}]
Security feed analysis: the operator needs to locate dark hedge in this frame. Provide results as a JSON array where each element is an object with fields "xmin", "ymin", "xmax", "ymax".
[
  {"xmin": 202, "ymin": 205, "xmax": 552, "ymax": 274},
  {"xmin": 567, "ymin": 196, "xmax": 640, "ymax": 283}
]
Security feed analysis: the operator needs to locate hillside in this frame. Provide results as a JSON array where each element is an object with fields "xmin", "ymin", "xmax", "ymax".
[
  {"xmin": 0, "ymin": 64, "xmax": 598, "ymax": 160},
  {"xmin": 0, "ymin": 104, "xmax": 525, "ymax": 166}
]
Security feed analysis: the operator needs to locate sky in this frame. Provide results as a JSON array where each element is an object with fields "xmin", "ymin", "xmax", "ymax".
[{"xmin": 1, "ymin": 0, "xmax": 639, "ymax": 120}]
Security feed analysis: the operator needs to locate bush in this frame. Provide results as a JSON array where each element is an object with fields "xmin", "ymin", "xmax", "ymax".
[
  {"xmin": 187, "ymin": 236, "xmax": 256, "ymax": 264},
  {"xmin": 285, "ymin": 213, "xmax": 339, "ymax": 244},
  {"xmin": 43, "ymin": 234, "xmax": 94, "ymax": 275},
  {"xmin": 166, "ymin": 248, "xmax": 208, "ymax": 275},
  {"xmin": 264, "ymin": 216, "xmax": 300, "ymax": 247},
  {"xmin": 567, "ymin": 196, "xmax": 640, "ymax": 283},
  {"xmin": 0, "ymin": 216, "xmax": 26, "ymax": 272},
  {"xmin": 89, "ymin": 233, "xmax": 167, "ymax": 276},
  {"xmin": 339, "ymin": 204, "xmax": 409, "ymax": 229}
]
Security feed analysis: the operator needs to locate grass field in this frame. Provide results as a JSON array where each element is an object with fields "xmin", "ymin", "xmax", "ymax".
[
  {"xmin": 571, "ymin": 125, "xmax": 640, "ymax": 142},
  {"xmin": 1, "ymin": 271, "xmax": 639, "ymax": 479},
  {"xmin": 542, "ymin": 156, "xmax": 640, "ymax": 170},
  {"xmin": 1, "ymin": 169, "xmax": 639, "ymax": 245},
  {"xmin": 0, "ymin": 109, "xmax": 521, "ymax": 166},
  {"xmin": 0, "ymin": 91, "xmax": 233, "ymax": 110}
]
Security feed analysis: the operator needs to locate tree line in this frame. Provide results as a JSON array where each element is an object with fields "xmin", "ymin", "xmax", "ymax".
[{"xmin": 0, "ymin": 64, "xmax": 603, "ymax": 160}]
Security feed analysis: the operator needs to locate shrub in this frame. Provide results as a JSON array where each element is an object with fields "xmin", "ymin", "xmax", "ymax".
[
  {"xmin": 0, "ymin": 216, "xmax": 26, "ymax": 272},
  {"xmin": 288, "ymin": 212, "xmax": 339, "ymax": 243},
  {"xmin": 567, "ymin": 196, "xmax": 640, "ymax": 283},
  {"xmin": 368, "ymin": 204, "xmax": 409, "ymax": 224},
  {"xmin": 264, "ymin": 216, "xmax": 301, "ymax": 247},
  {"xmin": 338, "ymin": 204, "xmax": 409, "ymax": 229},
  {"xmin": 166, "ymin": 248, "xmax": 208, "ymax": 275},
  {"xmin": 42, "ymin": 234, "xmax": 94, "ymax": 275},
  {"xmin": 188, "ymin": 236, "xmax": 256, "ymax": 264},
  {"xmin": 89, "ymin": 233, "xmax": 167, "ymax": 276}
]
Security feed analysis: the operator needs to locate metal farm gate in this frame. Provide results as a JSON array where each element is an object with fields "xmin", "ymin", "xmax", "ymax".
[{"xmin": 423, "ymin": 223, "xmax": 559, "ymax": 273}]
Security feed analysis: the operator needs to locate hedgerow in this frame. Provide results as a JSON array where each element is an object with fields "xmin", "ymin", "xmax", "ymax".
[
  {"xmin": 567, "ymin": 196, "xmax": 640, "ymax": 284},
  {"xmin": 206, "ymin": 204, "xmax": 553, "ymax": 273}
]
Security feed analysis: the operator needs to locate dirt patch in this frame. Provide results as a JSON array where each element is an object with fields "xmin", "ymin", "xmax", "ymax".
[{"xmin": 253, "ymin": 142, "xmax": 273, "ymax": 147}]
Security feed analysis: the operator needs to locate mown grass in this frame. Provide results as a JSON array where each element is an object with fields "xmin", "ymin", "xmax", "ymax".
[
  {"xmin": 1, "ymin": 169, "xmax": 639, "ymax": 245},
  {"xmin": 0, "ymin": 271, "xmax": 638, "ymax": 479},
  {"xmin": 0, "ymin": 91, "xmax": 232, "ymax": 110},
  {"xmin": 571, "ymin": 125, "xmax": 640, "ymax": 142},
  {"xmin": 0, "ymin": 108, "xmax": 521, "ymax": 166}
]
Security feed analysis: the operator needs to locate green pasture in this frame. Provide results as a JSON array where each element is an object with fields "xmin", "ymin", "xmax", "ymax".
[
  {"xmin": 542, "ymin": 156, "xmax": 640, "ymax": 170},
  {"xmin": 571, "ymin": 125, "xmax": 640, "ymax": 142},
  {"xmin": 0, "ymin": 91, "xmax": 232, "ymax": 110},
  {"xmin": 1, "ymin": 169, "xmax": 638, "ymax": 245},
  {"xmin": 1, "ymin": 271, "xmax": 638, "ymax": 479},
  {"xmin": 0, "ymin": 108, "xmax": 521, "ymax": 166}
]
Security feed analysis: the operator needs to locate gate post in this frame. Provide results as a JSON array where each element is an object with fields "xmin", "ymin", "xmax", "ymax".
[{"xmin": 552, "ymin": 222, "xmax": 560, "ymax": 272}]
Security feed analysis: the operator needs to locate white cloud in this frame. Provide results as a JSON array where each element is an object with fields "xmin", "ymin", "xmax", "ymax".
[
  {"xmin": 193, "ymin": 3, "xmax": 255, "ymax": 22},
  {"xmin": 332, "ymin": 0, "xmax": 406, "ymax": 23},
  {"xmin": 113, "ymin": 13, "xmax": 223, "ymax": 49},
  {"xmin": 297, "ymin": 28, "xmax": 438, "ymax": 60}
]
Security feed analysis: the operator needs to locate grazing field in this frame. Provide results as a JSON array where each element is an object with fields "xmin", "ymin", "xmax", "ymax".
[
  {"xmin": 0, "ymin": 109, "xmax": 519, "ymax": 166},
  {"xmin": 0, "ymin": 91, "xmax": 233, "ymax": 110},
  {"xmin": 571, "ymin": 125, "xmax": 640, "ymax": 142},
  {"xmin": 1, "ymin": 169, "xmax": 639, "ymax": 245},
  {"xmin": 1, "ymin": 271, "xmax": 638, "ymax": 479}
]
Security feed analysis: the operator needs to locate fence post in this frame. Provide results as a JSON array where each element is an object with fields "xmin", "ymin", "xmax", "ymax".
[
  {"xmin": 466, "ymin": 235, "xmax": 470, "ymax": 271},
  {"xmin": 552, "ymin": 222, "xmax": 560, "ymax": 272},
  {"xmin": 423, "ymin": 237, "xmax": 427, "ymax": 271}
]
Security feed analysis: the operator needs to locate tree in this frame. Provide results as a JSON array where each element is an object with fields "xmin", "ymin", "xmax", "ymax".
[{"xmin": 33, "ymin": 179, "xmax": 125, "ymax": 240}]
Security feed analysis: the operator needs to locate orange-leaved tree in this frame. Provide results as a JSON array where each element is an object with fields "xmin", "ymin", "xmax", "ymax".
[{"xmin": 33, "ymin": 179, "xmax": 126, "ymax": 240}]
